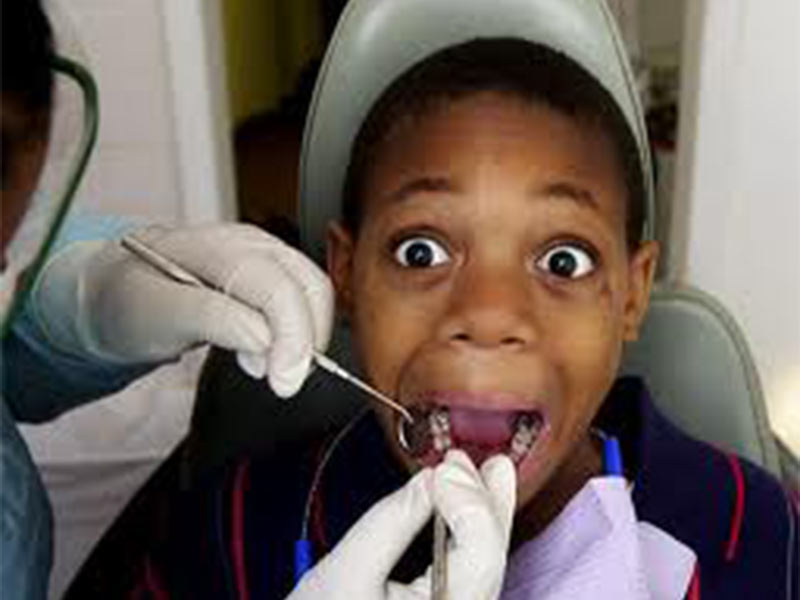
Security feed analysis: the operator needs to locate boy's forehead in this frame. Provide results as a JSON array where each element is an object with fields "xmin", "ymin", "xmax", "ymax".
[
  {"xmin": 375, "ymin": 91, "xmax": 610, "ymax": 152},
  {"xmin": 362, "ymin": 92, "xmax": 626, "ymax": 216}
]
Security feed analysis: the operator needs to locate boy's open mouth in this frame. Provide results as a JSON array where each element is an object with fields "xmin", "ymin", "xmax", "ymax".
[{"xmin": 399, "ymin": 402, "xmax": 547, "ymax": 467}]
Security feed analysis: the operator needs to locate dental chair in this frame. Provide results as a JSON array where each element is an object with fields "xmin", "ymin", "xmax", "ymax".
[{"xmin": 620, "ymin": 284, "xmax": 782, "ymax": 477}]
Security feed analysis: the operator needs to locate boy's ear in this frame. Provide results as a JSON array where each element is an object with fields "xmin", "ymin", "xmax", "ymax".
[
  {"xmin": 326, "ymin": 222, "xmax": 356, "ymax": 318},
  {"xmin": 622, "ymin": 240, "xmax": 660, "ymax": 341}
]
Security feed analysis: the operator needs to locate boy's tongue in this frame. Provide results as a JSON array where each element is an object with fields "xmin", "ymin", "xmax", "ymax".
[{"xmin": 448, "ymin": 406, "xmax": 515, "ymax": 447}]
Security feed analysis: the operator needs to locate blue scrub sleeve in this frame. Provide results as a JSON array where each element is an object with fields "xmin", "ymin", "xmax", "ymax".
[
  {"xmin": 0, "ymin": 396, "xmax": 52, "ymax": 600},
  {"xmin": 1, "ymin": 213, "xmax": 163, "ymax": 423}
]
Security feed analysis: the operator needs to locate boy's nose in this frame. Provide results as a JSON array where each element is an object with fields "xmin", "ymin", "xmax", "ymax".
[{"xmin": 437, "ymin": 265, "xmax": 539, "ymax": 351}]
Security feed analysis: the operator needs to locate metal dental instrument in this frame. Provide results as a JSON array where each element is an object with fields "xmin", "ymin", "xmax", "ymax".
[
  {"xmin": 121, "ymin": 234, "xmax": 205, "ymax": 286},
  {"xmin": 310, "ymin": 352, "xmax": 413, "ymax": 423},
  {"xmin": 432, "ymin": 512, "xmax": 449, "ymax": 600},
  {"xmin": 120, "ymin": 234, "xmax": 414, "ymax": 424}
]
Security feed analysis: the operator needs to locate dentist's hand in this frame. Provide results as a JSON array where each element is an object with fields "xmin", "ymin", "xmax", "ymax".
[
  {"xmin": 288, "ymin": 450, "xmax": 517, "ymax": 600},
  {"xmin": 33, "ymin": 224, "xmax": 334, "ymax": 397}
]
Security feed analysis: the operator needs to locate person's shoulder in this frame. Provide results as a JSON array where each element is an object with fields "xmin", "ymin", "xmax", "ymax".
[
  {"xmin": 632, "ymin": 392, "xmax": 797, "ymax": 598},
  {"xmin": 728, "ymin": 451, "xmax": 797, "ymax": 571},
  {"xmin": 641, "ymin": 393, "xmax": 791, "ymax": 546},
  {"xmin": 692, "ymin": 444, "xmax": 797, "ymax": 598}
]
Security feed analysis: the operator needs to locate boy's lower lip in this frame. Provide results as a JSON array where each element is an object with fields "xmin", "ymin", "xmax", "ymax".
[{"xmin": 411, "ymin": 421, "xmax": 551, "ymax": 471}]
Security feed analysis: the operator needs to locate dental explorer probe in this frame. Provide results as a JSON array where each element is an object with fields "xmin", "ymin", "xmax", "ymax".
[
  {"xmin": 310, "ymin": 352, "xmax": 412, "ymax": 422},
  {"xmin": 119, "ymin": 233, "xmax": 414, "ymax": 424},
  {"xmin": 432, "ymin": 512, "xmax": 449, "ymax": 600}
]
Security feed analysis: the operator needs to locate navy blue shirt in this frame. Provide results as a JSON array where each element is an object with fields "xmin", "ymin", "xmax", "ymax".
[{"xmin": 67, "ymin": 377, "xmax": 799, "ymax": 599}]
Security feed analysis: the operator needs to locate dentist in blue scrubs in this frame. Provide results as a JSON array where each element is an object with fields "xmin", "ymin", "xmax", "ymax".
[
  {"xmin": 1, "ymin": 2, "xmax": 515, "ymax": 599},
  {"xmin": 0, "ymin": 2, "xmax": 333, "ymax": 597}
]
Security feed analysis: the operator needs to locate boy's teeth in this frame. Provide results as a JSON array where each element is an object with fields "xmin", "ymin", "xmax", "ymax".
[
  {"xmin": 514, "ymin": 412, "xmax": 543, "ymax": 434},
  {"xmin": 418, "ymin": 406, "xmax": 541, "ymax": 464},
  {"xmin": 432, "ymin": 409, "xmax": 451, "ymax": 432},
  {"xmin": 508, "ymin": 412, "xmax": 543, "ymax": 464},
  {"xmin": 430, "ymin": 408, "xmax": 452, "ymax": 453}
]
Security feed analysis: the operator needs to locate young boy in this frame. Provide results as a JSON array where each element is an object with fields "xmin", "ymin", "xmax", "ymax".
[
  {"xmin": 325, "ymin": 36, "xmax": 656, "ymax": 545},
  {"xmin": 68, "ymin": 2, "xmax": 798, "ymax": 599}
]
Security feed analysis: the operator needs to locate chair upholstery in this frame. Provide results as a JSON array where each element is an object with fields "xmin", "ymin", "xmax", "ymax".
[{"xmin": 620, "ymin": 284, "xmax": 781, "ymax": 476}]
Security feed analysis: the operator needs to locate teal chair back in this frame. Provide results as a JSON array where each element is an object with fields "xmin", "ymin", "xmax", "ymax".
[{"xmin": 621, "ymin": 284, "xmax": 781, "ymax": 476}]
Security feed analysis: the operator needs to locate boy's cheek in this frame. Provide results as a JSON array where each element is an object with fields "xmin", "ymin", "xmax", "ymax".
[
  {"xmin": 515, "ymin": 450, "xmax": 564, "ymax": 507},
  {"xmin": 352, "ymin": 298, "xmax": 434, "ymax": 391}
]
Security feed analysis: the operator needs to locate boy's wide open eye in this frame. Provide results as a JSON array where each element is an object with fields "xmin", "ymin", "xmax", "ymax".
[
  {"xmin": 393, "ymin": 236, "xmax": 451, "ymax": 268},
  {"xmin": 535, "ymin": 243, "xmax": 596, "ymax": 279}
]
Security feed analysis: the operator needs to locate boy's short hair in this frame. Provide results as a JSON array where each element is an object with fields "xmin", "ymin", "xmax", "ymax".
[{"xmin": 342, "ymin": 39, "xmax": 646, "ymax": 250}]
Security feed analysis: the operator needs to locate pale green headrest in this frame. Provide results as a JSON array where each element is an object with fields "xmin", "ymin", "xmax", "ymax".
[
  {"xmin": 299, "ymin": 0, "xmax": 655, "ymax": 263},
  {"xmin": 621, "ymin": 285, "xmax": 781, "ymax": 476}
]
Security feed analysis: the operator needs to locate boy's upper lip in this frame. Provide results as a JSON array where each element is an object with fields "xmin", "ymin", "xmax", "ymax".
[{"xmin": 413, "ymin": 389, "xmax": 542, "ymax": 412}]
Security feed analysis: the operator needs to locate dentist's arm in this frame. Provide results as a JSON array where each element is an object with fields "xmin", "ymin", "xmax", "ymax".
[
  {"xmin": 288, "ymin": 450, "xmax": 516, "ymax": 600},
  {"xmin": 32, "ymin": 223, "xmax": 334, "ymax": 398}
]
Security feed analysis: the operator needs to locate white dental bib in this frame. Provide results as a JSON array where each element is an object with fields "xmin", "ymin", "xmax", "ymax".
[{"xmin": 502, "ymin": 477, "xmax": 696, "ymax": 600}]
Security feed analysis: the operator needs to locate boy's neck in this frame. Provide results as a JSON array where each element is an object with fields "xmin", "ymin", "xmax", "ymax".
[{"xmin": 511, "ymin": 432, "xmax": 603, "ymax": 547}]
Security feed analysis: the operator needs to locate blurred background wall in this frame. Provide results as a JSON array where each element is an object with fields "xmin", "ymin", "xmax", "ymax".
[
  {"xmin": 222, "ymin": 0, "xmax": 323, "ymax": 126},
  {"xmin": 673, "ymin": 0, "xmax": 800, "ymax": 455}
]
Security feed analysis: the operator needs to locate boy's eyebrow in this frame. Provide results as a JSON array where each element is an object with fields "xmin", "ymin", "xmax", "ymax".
[
  {"xmin": 388, "ymin": 176, "xmax": 460, "ymax": 203},
  {"xmin": 530, "ymin": 181, "xmax": 599, "ymax": 211}
]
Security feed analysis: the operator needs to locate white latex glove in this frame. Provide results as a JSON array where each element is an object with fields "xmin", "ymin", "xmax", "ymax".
[
  {"xmin": 33, "ymin": 224, "xmax": 334, "ymax": 397},
  {"xmin": 288, "ymin": 450, "xmax": 517, "ymax": 600}
]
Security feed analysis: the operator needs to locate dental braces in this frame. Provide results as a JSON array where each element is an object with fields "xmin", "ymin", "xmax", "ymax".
[{"xmin": 398, "ymin": 405, "xmax": 544, "ymax": 464}]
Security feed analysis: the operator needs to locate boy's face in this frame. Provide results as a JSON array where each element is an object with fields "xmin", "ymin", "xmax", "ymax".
[{"xmin": 328, "ymin": 91, "xmax": 657, "ymax": 509}]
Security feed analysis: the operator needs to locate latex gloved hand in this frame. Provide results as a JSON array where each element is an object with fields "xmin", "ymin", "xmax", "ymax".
[
  {"xmin": 34, "ymin": 224, "xmax": 334, "ymax": 397},
  {"xmin": 288, "ymin": 450, "xmax": 517, "ymax": 600}
]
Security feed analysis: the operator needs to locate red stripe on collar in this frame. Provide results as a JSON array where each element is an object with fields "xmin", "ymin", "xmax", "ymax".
[{"xmin": 724, "ymin": 453, "xmax": 746, "ymax": 562}]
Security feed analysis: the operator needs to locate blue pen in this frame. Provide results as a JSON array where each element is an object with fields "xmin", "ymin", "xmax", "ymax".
[
  {"xmin": 294, "ymin": 539, "xmax": 313, "ymax": 584},
  {"xmin": 603, "ymin": 436, "xmax": 624, "ymax": 477}
]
